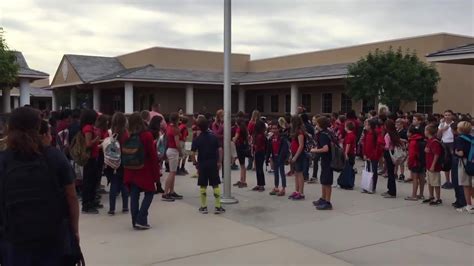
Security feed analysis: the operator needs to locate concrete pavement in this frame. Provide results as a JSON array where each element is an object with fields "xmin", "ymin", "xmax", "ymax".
[{"xmin": 81, "ymin": 160, "xmax": 473, "ymax": 265}]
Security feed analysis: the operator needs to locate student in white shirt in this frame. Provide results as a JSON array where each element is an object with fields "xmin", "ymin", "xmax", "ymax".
[{"xmin": 437, "ymin": 110, "xmax": 455, "ymax": 189}]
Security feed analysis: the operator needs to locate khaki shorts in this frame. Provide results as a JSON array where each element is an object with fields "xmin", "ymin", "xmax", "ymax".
[
  {"xmin": 427, "ymin": 171, "xmax": 441, "ymax": 187},
  {"xmin": 459, "ymin": 159, "xmax": 473, "ymax": 187},
  {"xmin": 179, "ymin": 142, "xmax": 186, "ymax": 158},
  {"xmin": 167, "ymin": 148, "xmax": 180, "ymax": 172}
]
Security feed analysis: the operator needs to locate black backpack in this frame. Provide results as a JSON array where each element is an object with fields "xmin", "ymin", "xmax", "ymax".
[
  {"xmin": 418, "ymin": 139, "xmax": 427, "ymax": 169},
  {"xmin": 434, "ymin": 139, "xmax": 452, "ymax": 172},
  {"xmin": 0, "ymin": 151, "xmax": 63, "ymax": 248}
]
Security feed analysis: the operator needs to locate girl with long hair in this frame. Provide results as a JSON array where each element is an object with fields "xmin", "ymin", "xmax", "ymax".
[
  {"xmin": 163, "ymin": 112, "xmax": 183, "ymax": 201},
  {"xmin": 233, "ymin": 118, "xmax": 250, "ymax": 188},
  {"xmin": 382, "ymin": 119, "xmax": 402, "ymax": 198},
  {"xmin": 362, "ymin": 118, "xmax": 385, "ymax": 194},
  {"xmin": 252, "ymin": 120, "xmax": 267, "ymax": 191},
  {"xmin": 289, "ymin": 115, "xmax": 307, "ymax": 200}
]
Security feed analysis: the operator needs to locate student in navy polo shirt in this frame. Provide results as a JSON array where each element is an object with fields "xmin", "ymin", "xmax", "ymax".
[{"xmin": 191, "ymin": 117, "xmax": 225, "ymax": 215}]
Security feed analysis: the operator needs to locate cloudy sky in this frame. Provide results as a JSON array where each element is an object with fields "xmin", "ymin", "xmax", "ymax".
[{"xmin": 1, "ymin": 0, "xmax": 472, "ymax": 76}]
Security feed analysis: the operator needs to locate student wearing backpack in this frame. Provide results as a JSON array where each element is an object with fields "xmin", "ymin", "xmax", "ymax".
[
  {"xmin": 395, "ymin": 118, "xmax": 408, "ymax": 182},
  {"xmin": 268, "ymin": 122, "xmax": 289, "ymax": 196},
  {"xmin": 382, "ymin": 120, "xmax": 402, "ymax": 198},
  {"xmin": 95, "ymin": 114, "xmax": 110, "ymax": 194},
  {"xmin": 289, "ymin": 115, "xmax": 307, "ymax": 200},
  {"xmin": 405, "ymin": 126, "xmax": 427, "ymax": 201},
  {"xmin": 423, "ymin": 124, "xmax": 443, "ymax": 206},
  {"xmin": 163, "ymin": 113, "xmax": 183, "ymax": 201},
  {"xmin": 252, "ymin": 120, "xmax": 267, "ymax": 192},
  {"xmin": 454, "ymin": 121, "xmax": 474, "ymax": 214},
  {"xmin": 105, "ymin": 112, "xmax": 130, "ymax": 215},
  {"xmin": 124, "ymin": 113, "xmax": 160, "ymax": 229},
  {"xmin": 311, "ymin": 116, "xmax": 334, "ymax": 210},
  {"xmin": 0, "ymin": 107, "xmax": 80, "ymax": 266},
  {"xmin": 80, "ymin": 109, "xmax": 101, "ymax": 214},
  {"xmin": 338, "ymin": 121, "xmax": 356, "ymax": 190},
  {"xmin": 362, "ymin": 119, "xmax": 385, "ymax": 194}
]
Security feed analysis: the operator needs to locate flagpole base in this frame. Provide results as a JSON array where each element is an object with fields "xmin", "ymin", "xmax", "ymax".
[{"xmin": 221, "ymin": 196, "xmax": 239, "ymax": 204}]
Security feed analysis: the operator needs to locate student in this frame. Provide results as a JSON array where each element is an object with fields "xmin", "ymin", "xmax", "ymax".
[
  {"xmin": 247, "ymin": 110, "xmax": 260, "ymax": 171},
  {"xmin": 450, "ymin": 122, "xmax": 467, "ymax": 209},
  {"xmin": 311, "ymin": 116, "xmax": 334, "ymax": 210},
  {"xmin": 362, "ymin": 119, "xmax": 384, "ymax": 194},
  {"xmin": 149, "ymin": 116, "xmax": 165, "ymax": 194},
  {"xmin": 438, "ymin": 110, "xmax": 455, "ymax": 189},
  {"xmin": 163, "ymin": 113, "xmax": 183, "ymax": 201},
  {"xmin": 423, "ymin": 124, "xmax": 443, "ymax": 205},
  {"xmin": 233, "ymin": 118, "xmax": 249, "ymax": 188},
  {"xmin": 289, "ymin": 115, "xmax": 307, "ymax": 200},
  {"xmin": 106, "ymin": 112, "xmax": 130, "ymax": 215},
  {"xmin": 0, "ymin": 107, "xmax": 80, "ymax": 266},
  {"xmin": 382, "ymin": 119, "xmax": 402, "ymax": 198},
  {"xmin": 310, "ymin": 115, "xmax": 321, "ymax": 183},
  {"xmin": 253, "ymin": 120, "xmax": 267, "ymax": 192},
  {"xmin": 124, "ymin": 113, "xmax": 160, "ymax": 229},
  {"xmin": 455, "ymin": 121, "xmax": 474, "ymax": 213},
  {"xmin": 191, "ymin": 117, "xmax": 225, "ymax": 214},
  {"xmin": 80, "ymin": 109, "xmax": 101, "ymax": 213},
  {"xmin": 231, "ymin": 118, "xmax": 239, "ymax": 170},
  {"xmin": 395, "ymin": 118, "xmax": 408, "ymax": 182},
  {"xmin": 405, "ymin": 126, "xmax": 427, "ymax": 201},
  {"xmin": 338, "ymin": 121, "xmax": 356, "ymax": 190},
  {"xmin": 95, "ymin": 114, "xmax": 110, "ymax": 195},
  {"xmin": 178, "ymin": 116, "xmax": 189, "ymax": 175},
  {"xmin": 268, "ymin": 122, "xmax": 289, "ymax": 196}
]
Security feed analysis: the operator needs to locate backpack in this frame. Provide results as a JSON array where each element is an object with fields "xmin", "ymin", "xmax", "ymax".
[
  {"xmin": 0, "ymin": 151, "xmax": 63, "ymax": 248},
  {"xmin": 303, "ymin": 132, "xmax": 316, "ymax": 154},
  {"xmin": 322, "ymin": 131, "xmax": 346, "ymax": 172},
  {"xmin": 417, "ymin": 139, "xmax": 427, "ymax": 169},
  {"xmin": 121, "ymin": 133, "xmax": 145, "ymax": 170},
  {"xmin": 460, "ymin": 135, "xmax": 474, "ymax": 176},
  {"xmin": 434, "ymin": 139, "xmax": 452, "ymax": 172},
  {"xmin": 70, "ymin": 132, "xmax": 90, "ymax": 166},
  {"xmin": 103, "ymin": 133, "xmax": 121, "ymax": 170},
  {"xmin": 390, "ymin": 145, "xmax": 407, "ymax": 166},
  {"xmin": 156, "ymin": 134, "xmax": 167, "ymax": 160}
]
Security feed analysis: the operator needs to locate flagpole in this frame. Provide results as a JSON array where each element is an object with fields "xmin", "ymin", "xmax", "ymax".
[{"xmin": 221, "ymin": 0, "xmax": 238, "ymax": 204}]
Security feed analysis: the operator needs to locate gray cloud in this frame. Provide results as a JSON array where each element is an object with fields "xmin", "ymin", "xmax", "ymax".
[{"xmin": 0, "ymin": 0, "xmax": 472, "ymax": 77}]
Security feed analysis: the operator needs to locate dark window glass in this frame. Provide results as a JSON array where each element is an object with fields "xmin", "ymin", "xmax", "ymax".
[
  {"xmin": 302, "ymin": 94, "xmax": 311, "ymax": 113},
  {"xmin": 322, "ymin": 93, "xmax": 332, "ymax": 113},
  {"xmin": 270, "ymin": 95, "xmax": 279, "ymax": 113},
  {"xmin": 285, "ymin": 94, "xmax": 291, "ymax": 113},
  {"xmin": 256, "ymin": 95, "xmax": 264, "ymax": 112},
  {"xmin": 341, "ymin": 93, "xmax": 352, "ymax": 113}
]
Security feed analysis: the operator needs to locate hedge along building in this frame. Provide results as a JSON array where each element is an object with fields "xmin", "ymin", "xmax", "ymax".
[
  {"xmin": 50, "ymin": 32, "xmax": 473, "ymax": 116},
  {"xmin": 0, "ymin": 52, "xmax": 50, "ymax": 113}
]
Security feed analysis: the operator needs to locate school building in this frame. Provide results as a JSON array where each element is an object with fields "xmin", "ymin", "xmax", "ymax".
[{"xmin": 50, "ymin": 33, "xmax": 474, "ymax": 116}]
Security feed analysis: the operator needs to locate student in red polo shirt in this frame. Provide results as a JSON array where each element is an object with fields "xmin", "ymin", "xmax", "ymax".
[
  {"xmin": 178, "ymin": 116, "xmax": 189, "ymax": 175},
  {"xmin": 423, "ymin": 125, "xmax": 443, "ymax": 205}
]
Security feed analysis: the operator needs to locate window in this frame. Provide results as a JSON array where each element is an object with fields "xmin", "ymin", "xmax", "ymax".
[
  {"xmin": 341, "ymin": 93, "xmax": 352, "ymax": 113},
  {"xmin": 112, "ymin": 95, "xmax": 122, "ymax": 112},
  {"xmin": 362, "ymin": 99, "xmax": 375, "ymax": 113},
  {"xmin": 285, "ymin": 94, "xmax": 291, "ymax": 113},
  {"xmin": 256, "ymin": 95, "xmax": 264, "ymax": 112},
  {"xmin": 302, "ymin": 94, "xmax": 311, "ymax": 113},
  {"xmin": 322, "ymin": 93, "xmax": 332, "ymax": 113},
  {"xmin": 417, "ymin": 95, "xmax": 433, "ymax": 114},
  {"xmin": 270, "ymin": 95, "xmax": 279, "ymax": 113}
]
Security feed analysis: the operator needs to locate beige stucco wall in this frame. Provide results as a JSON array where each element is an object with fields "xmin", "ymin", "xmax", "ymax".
[{"xmin": 117, "ymin": 47, "xmax": 250, "ymax": 72}]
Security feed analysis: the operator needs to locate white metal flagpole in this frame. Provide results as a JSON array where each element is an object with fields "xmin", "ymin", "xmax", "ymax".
[{"xmin": 221, "ymin": 0, "xmax": 238, "ymax": 204}]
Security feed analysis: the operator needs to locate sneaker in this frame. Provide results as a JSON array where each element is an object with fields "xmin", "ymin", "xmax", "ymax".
[
  {"xmin": 267, "ymin": 169, "xmax": 274, "ymax": 173},
  {"xmin": 215, "ymin": 207, "xmax": 226, "ymax": 214},
  {"xmin": 199, "ymin": 207, "xmax": 208, "ymax": 214},
  {"xmin": 258, "ymin": 186, "xmax": 265, "ymax": 192},
  {"xmin": 441, "ymin": 182, "xmax": 453, "ymax": 189},
  {"xmin": 366, "ymin": 190, "xmax": 375, "ymax": 195},
  {"xmin": 233, "ymin": 181, "xmax": 242, "ymax": 187},
  {"xmin": 82, "ymin": 207, "xmax": 99, "ymax": 214},
  {"xmin": 161, "ymin": 194, "xmax": 175, "ymax": 202},
  {"xmin": 453, "ymin": 203, "xmax": 465, "ymax": 209},
  {"xmin": 456, "ymin": 206, "xmax": 474, "ymax": 213},
  {"xmin": 361, "ymin": 189, "xmax": 369, "ymax": 194},
  {"xmin": 288, "ymin": 191, "xmax": 298, "ymax": 199},
  {"xmin": 269, "ymin": 188, "xmax": 279, "ymax": 195},
  {"xmin": 122, "ymin": 208, "xmax": 129, "ymax": 213},
  {"xmin": 135, "ymin": 224, "xmax": 151, "ymax": 230},
  {"xmin": 231, "ymin": 164, "xmax": 239, "ymax": 170},
  {"xmin": 183, "ymin": 169, "xmax": 189, "ymax": 175},
  {"xmin": 429, "ymin": 199, "xmax": 443, "ymax": 206},
  {"xmin": 383, "ymin": 194, "xmax": 396, "ymax": 199},
  {"xmin": 422, "ymin": 197, "xmax": 435, "ymax": 204},
  {"xmin": 381, "ymin": 192, "xmax": 390, "ymax": 197},
  {"xmin": 93, "ymin": 202, "xmax": 104, "ymax": 209},
  {"xmin": 238, "ymin": 182, "xmax": 248, "ymax": 188},
  {"xmin": 170, "ymin": 192, "xmax": 183, "ymax": 200},
  {"xmin": 108, "ymin": 210, "xmax": 115, "ymax": 216},
  {"xmin": 313, "ymin": 198, "xmax": 325, "ymax": 206},
  {"xmin": 156, "ymin": 186, "xmax": 165, "ymax": 194},
  {"xmin": 277, "ymin": 190, "xmax": 286, "ymax": 197},
  {"xmin": 399, "ymin": 174, "xmax": 405, "ymax": 181},
  {"xmin": 251, "ymin": 186, "xmax": 260, "ymax": 191},
  {"xmin": 417, "ymin": 195, "xmax": 425, "ymax": 200},
  {"xmin": 292, "ymin": 193, "xmax": 305, "ymax": 201},
  {"xmin": 316, "ymin": 202, "xmax": 333, "ymax": 210}
]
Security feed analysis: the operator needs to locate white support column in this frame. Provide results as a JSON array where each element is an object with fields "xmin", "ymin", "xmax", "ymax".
[
  {"xmin": 19, "ymin": 78, "xmax": 30, "ymax": 107},
  {"xmin": 2, "ymin": 88, "xmax": 11, "ymax": 113},
  {"xmin": 185, "ymin": 84, "xmax": 194, "ymax": 115},
  {"xmin": 93, "ymin": 87, "xmax": 101, "ymax": 112},
  {"xmin": 13, "ymin": 96, "xmax": 19, "ymax": 109},
  {"xmin": 124, "ymin": 82, "xmax": 134, "ymax": 114},
  {"xmin": 51, "ymin": 90, "xmax": 58, "ymax": 111},
  {"xmin": 70, "ymin": 87, "xmax": 77, "ymax": 109},
  {"xmin": 290, "ymin": 83, "xmax": 299, "ymax": 115},
  {"xmin": 238, "ymin": 86, "xmax": 245, "ymax": 112}
]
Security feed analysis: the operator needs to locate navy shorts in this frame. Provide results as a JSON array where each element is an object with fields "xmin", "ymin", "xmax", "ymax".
[{"xmin": 293, "ymin": 153, "xmax": 308, "ymax": 173}]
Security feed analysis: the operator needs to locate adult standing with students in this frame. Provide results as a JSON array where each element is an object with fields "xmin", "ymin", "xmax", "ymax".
[{"xmin": 438, "ymin": 110, "xmax": 455, "ymax": 189}]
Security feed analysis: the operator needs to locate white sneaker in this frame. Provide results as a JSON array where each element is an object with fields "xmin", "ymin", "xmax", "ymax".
[{"xmin": 456, "ymin": 206, "xmax": 474, "ymax": 214}]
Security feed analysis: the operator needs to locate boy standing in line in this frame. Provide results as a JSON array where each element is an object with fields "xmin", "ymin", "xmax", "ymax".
[
  {"xmin": 438, "ymin": 110, "xmax": 455, "ymax": 189},
  {"xmin": 191, "ymin": 117, "xmax": 226, "ymax": 215},
  {"xmin": 424, "ymin": 125, "xmax": 443, "ymax": 205}
]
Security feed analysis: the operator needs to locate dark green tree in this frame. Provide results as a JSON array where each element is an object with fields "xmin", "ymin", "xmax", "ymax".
[
  {"xmin": 346, "ymin": 47, "xmax": 440, "ymax": 111},
  {"xmin": 0, "ymin": 27, "xmax": 19, "ymax": 88}
]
